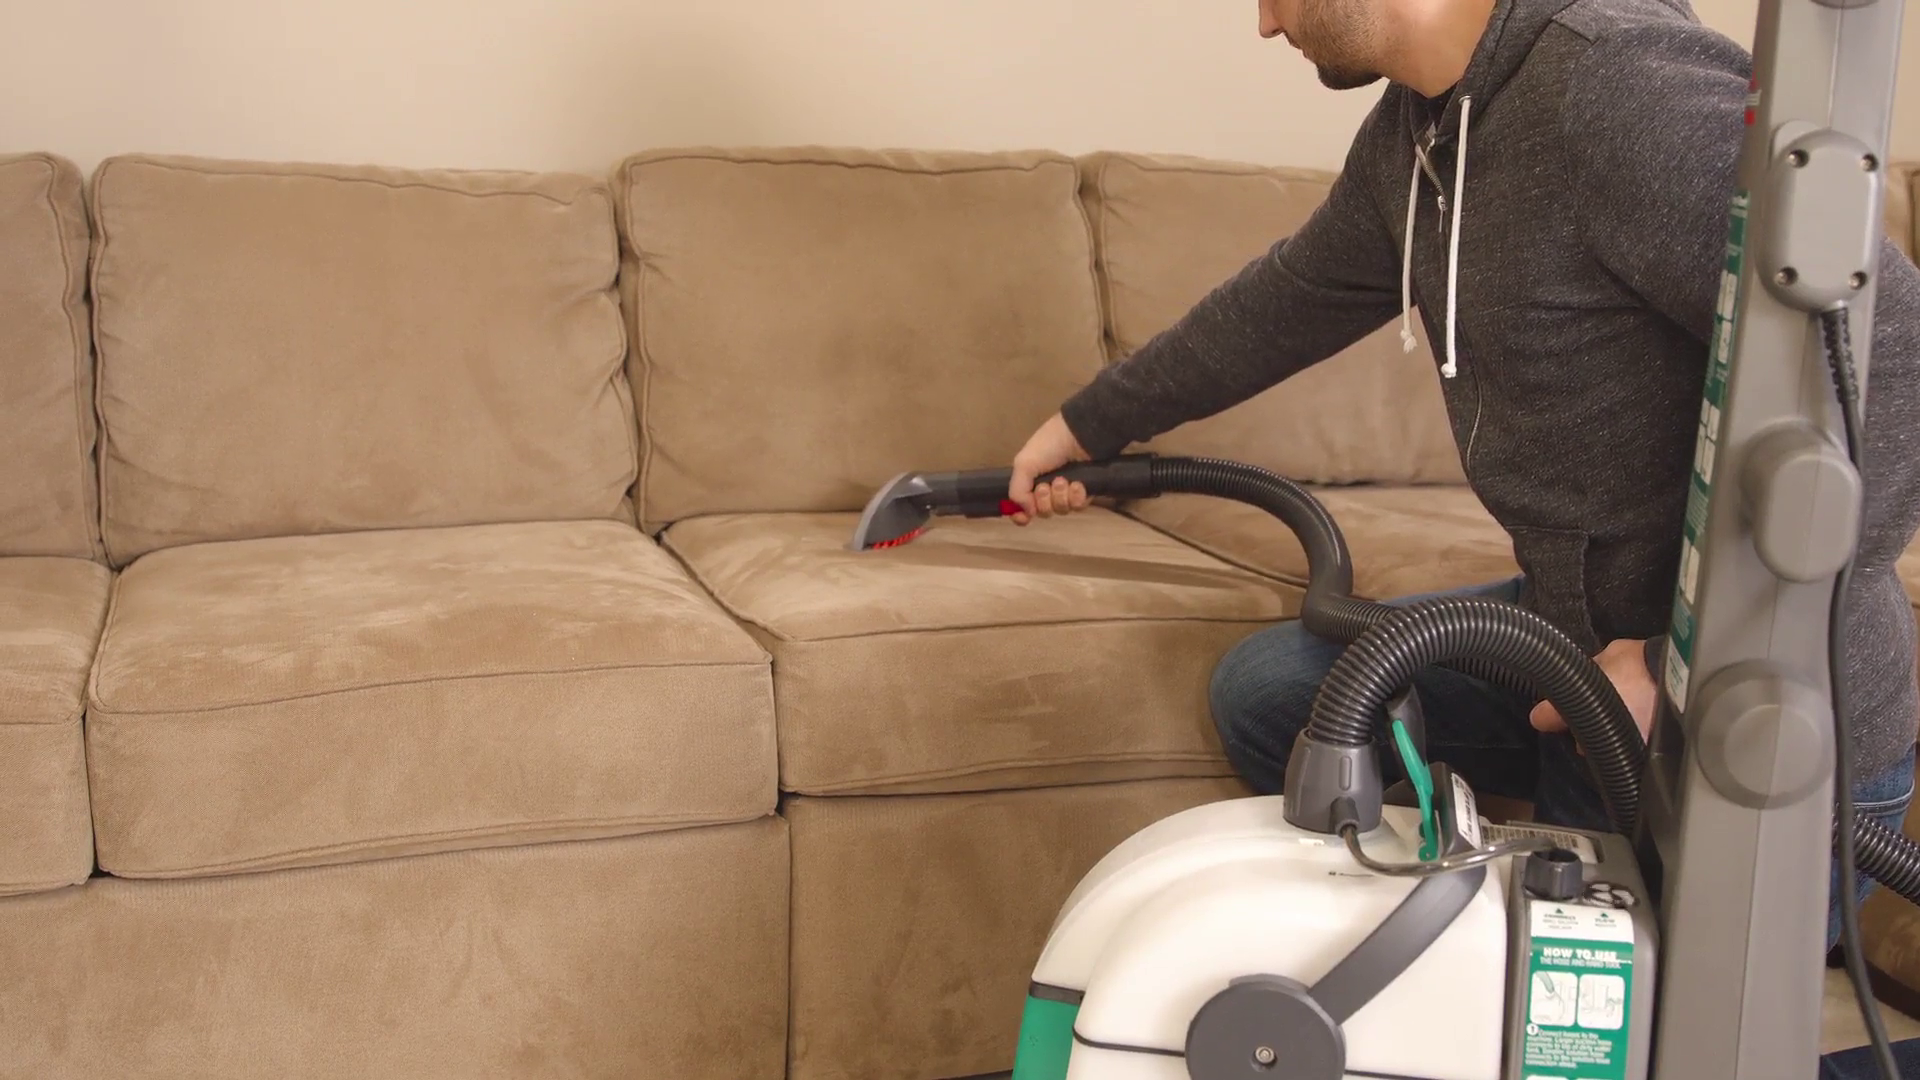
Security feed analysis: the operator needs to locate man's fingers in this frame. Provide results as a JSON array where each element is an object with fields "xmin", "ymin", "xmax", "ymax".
[
  {"xmin": 1006, "ymin": 458, "xmax": 1089, "ymax": 526},
  {"xmin": 1008, "ymin": 466, "xmax": 1037, "ymax": 515},
  {"xmin": 1530, "ymin": 700, "xmax": 1567, "ymax": 733}
]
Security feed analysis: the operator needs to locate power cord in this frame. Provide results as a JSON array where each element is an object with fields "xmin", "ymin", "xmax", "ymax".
[
  {"xmin": 1818, "ymin": 303, "xmax": 1901, "ymax": 1080},
  {"xmin": 1338, "ymin": 823, "xmax": 1558, "ymax": 877}
]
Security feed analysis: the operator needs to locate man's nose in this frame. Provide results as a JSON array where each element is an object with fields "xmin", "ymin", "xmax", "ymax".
[{"xmin": 1258, "ymin": 0, "xmax": 1283, "ymax": 37}]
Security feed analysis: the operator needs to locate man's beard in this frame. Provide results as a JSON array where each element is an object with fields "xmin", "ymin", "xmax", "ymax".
[
  {"xmin": 1317, "ymin": 64, "xmax": 1383, "ymax": 89},
  {"xmin": 1294, "ymin": 2, "xmax": 1382, "ymax": 90}
]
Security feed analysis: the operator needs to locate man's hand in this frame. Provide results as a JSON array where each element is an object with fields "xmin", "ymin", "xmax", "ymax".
[
  {"xmin": 1007, "ymin": 412, "xmax": 1092, "ymax": 525},
  {"xmin": 1530, "ymin": 638, "xmax": 1658, "ymax": 744}
]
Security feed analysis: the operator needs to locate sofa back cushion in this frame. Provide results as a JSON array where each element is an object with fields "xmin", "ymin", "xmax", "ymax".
[
  {"xmin": 1078, "ymin": 152, "xmax": 1466, "ymax": 485},
  {"xmin": 89, "ymin": 155, "xmax": 634, "ymax": 565},
  {"xmin": 0, "ymin": 153, "xmax": 103, "ymax": 560},
  {"xmin": 615, "ymin": 147, "xmax": 1107, "ymax": 531}
]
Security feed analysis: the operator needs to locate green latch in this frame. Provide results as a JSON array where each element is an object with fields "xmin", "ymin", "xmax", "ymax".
[{"xmin": 1392, "ymin": 717, "xmax": 1439, "ymax": 861}]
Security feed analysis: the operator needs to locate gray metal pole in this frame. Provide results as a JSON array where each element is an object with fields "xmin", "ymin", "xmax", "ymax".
[{"xmin": 1633, "ymin": 0, "xmax": 1905, "ymax": 1075}]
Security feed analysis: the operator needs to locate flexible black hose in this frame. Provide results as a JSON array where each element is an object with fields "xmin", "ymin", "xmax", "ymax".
[
  {"xmin": 1140, "ymin": 453, "xmax": 1920, "ymax": 882},
  {"xmin": 1855, "ymin": 815, "xmax": 1920, "ymax": 906},
  {"xmin": 1144, "ymin": 458, "xmax": 1544, "ymax": 700},
  {"xmin": 1145, "ymin": 456, "xmax": 1647, "ymax": 835},
  {"xmin": 1312, "ymin": 596, "xmax": 1645, "ymax": 836}
]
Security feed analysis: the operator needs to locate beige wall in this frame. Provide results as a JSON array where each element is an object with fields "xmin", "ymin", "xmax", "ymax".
[{"xmin": 1, "ymin": 0, "xmax": 1917, "ymax": 177}]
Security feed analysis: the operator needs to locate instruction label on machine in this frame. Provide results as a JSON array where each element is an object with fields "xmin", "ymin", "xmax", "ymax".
[
  {"xmin": 1522, "ymin": 899, "xmax": 1636, "ymax": 1080},
  {"xmin": 1664, "ymin": 189, "xmax": 1749, "ymax": 713},
  {"xmin": 1451, "ymin": 772, "xmax": 1482, "ymax": 849}
]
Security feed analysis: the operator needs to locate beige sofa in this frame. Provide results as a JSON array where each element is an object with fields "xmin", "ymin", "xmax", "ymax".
[{"xmin": 2, "ymin": 144, "xmax": 1917, "ymax": 1080}]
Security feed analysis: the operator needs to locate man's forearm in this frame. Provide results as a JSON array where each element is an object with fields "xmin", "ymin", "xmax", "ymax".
[
  {"xmin": 1060, "ymin": 242, "xmax": 1401, "ymax": 459},
  {"xmin": 1057, "ymin": 158, "xmax": 1408, "ymax": 459}
]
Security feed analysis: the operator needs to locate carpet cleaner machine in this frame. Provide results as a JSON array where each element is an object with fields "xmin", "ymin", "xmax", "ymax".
[{"xmin": 848, "ymin": 0, "xmax": 1920, "ymax": 1076}]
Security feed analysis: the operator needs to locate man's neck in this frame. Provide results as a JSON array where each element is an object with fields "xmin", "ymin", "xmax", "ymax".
[{"xmin": 1383, "ymin": 0, "xmax": 1498, "ymax": 98}]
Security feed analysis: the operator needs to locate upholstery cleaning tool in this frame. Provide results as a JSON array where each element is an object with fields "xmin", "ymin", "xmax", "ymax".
[
  {"xmin": 850, "ymin": 0, "xmax": 1920, "ymax": 1067},
  {"xmin": 848, "ymin": 457, "xmax": 1158, "ymax": 551}
]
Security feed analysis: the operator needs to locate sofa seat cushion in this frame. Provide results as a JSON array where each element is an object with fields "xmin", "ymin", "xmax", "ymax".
[
  {"xmin": 662, "ymin": 508, "xmax": 1292, "ymax": 795},
  {"xmin": 1125, "ymin": 485, "xmax": 1519, "ymax": 600},
  {"xmin": 0, "ymin": 557, "xmax": 110, "ymax": 896},
  {"xmin": 85, "ymin": 519, "xmax": 776, "ymax": 879}
]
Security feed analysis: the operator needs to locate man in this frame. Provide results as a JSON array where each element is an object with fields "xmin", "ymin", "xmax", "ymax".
[{"xmin": 1006, "ymin": 0, "xmax": 1920, "ymax": 968}]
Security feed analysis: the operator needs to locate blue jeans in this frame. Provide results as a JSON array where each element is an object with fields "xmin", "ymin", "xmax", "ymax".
[{"xmin": 1207, "ymin": 576, "xmax": 1917, "ymax": 952}]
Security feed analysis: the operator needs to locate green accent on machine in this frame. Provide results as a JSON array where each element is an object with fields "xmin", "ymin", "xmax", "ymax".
[
  {"xmin": 1662, "ymin": 189, "xmax": 1749, "ymax": 714},
  {"xmin": 1010, "ymin": 993, "xmax": 1078, "ymax": 1080},
  {"xmin": 1391, "ymin": 718, "xmax": 1440, "ymax": 861}
]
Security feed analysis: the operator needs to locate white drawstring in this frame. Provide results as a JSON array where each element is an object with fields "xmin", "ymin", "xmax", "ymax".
[
  {"xmin": 1400, "ymin": 158, "xmax": 1421, "ymax": 354},
  {"xmin": 1441, "ymin": 95, "xmax": 1472, "ymax": 379}
]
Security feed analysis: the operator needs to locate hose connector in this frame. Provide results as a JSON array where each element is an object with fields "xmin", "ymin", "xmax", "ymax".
[{"xmin": 1282, "ymin": 735, "xmax": 1384, "ymax": 834}]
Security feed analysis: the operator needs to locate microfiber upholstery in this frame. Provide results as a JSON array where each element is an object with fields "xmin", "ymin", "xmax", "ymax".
[
  {"xmin": 0, "ymin": 819, "xmax": 791, "ymax": 1080},
  {"xmin": 1887, "ymin": 165, "xmax": 1914, "ymax": 262},
  {"xmin": 613, "ymin": 146, "xmax": 1108, "ymax": 531},
  {"xmin": 0, "ymin": 557, "xmax": 111, "ymax": 897},
  {"xmin": 662, "ymin": 508, "xmax": 1291, "ymax": 795},
  {"xmin": 84, "ymin": 519, "xmax": 776, "ymax": 879},
  {"xmin": 87, "ymin": 154, "xmax": 637, "ymax": 566},
  {"xmin": 784, "ymin": 777, "xmax": 1248, "ymax": 1080},
  {"xmin": 1075, "ymin": 151, "xmax": 1465, "ymax": 486},
  {"xmin": 1127, "ymin": 485, "xmax": 1521, "ymax": 599},
  {"xmin": 0, "ymin": 153, "xmax": 103, "ymax": 561}
]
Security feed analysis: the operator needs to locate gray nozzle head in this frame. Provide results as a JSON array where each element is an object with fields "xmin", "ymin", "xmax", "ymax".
[{"xmin": 849, "ymin": 472, "xmax": 935, "ymax": 550}]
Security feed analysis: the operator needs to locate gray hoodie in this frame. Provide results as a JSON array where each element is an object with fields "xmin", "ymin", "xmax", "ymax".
[{"xmin": 1059, "ymin": 0, "xmax": 1920, "ymax": 781}]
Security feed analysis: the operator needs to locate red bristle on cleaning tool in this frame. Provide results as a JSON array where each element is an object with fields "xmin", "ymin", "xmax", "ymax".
[{"xmin": 869, "ymin": 526, "xmax": 927, "ymax": 549}]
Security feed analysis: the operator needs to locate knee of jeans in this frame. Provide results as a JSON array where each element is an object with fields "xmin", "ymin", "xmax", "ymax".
[{"xmin": 1208, "ymin": 624, "xmax": 1323, "ymax": 749}]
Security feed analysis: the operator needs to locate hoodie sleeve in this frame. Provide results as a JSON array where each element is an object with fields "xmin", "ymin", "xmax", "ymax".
[
  {"xmin": 1057, "ymin": 115, "xmax": 1411, "ymax": 460},
  {"xmin": 1564, "ymin": 27, "xmax": 1920, "ymax": 660}
]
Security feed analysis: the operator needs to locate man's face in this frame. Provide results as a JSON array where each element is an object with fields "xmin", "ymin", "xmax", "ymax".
[{"xmin": 1258, "ymin": 0, "xmax": 1384, "ymax": 90}]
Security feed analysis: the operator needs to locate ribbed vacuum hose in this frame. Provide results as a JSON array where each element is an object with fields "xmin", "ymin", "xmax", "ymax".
[
  {"xmin": 1146, "ymin": 456, "xmax": 1644, "ymax": 836},
  {"xmin": 1856, "ymin": 816, "xmax": 1920, "ymax": 906},
  {"xmin": 1143, "ymin": 455, "xmax": 1920, "ymax": 895},
  {"xmin": 1312, "ymin": 596, "xmax": 1645, "ymax": 836}
]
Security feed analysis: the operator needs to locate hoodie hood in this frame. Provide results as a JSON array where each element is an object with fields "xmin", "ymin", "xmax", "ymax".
[
  {"xmin": 1415, "ymin": 0, "xmax": 1593, "ymax": 142},
  {"xmin": 1395, "ymin": 0, "xmax": 1590, "ymax": 376}
]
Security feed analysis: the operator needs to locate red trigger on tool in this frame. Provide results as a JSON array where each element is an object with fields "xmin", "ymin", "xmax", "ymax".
[{"xmin": 999, "ymin": 500, "xmax": 1022, "ymax": 516}]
